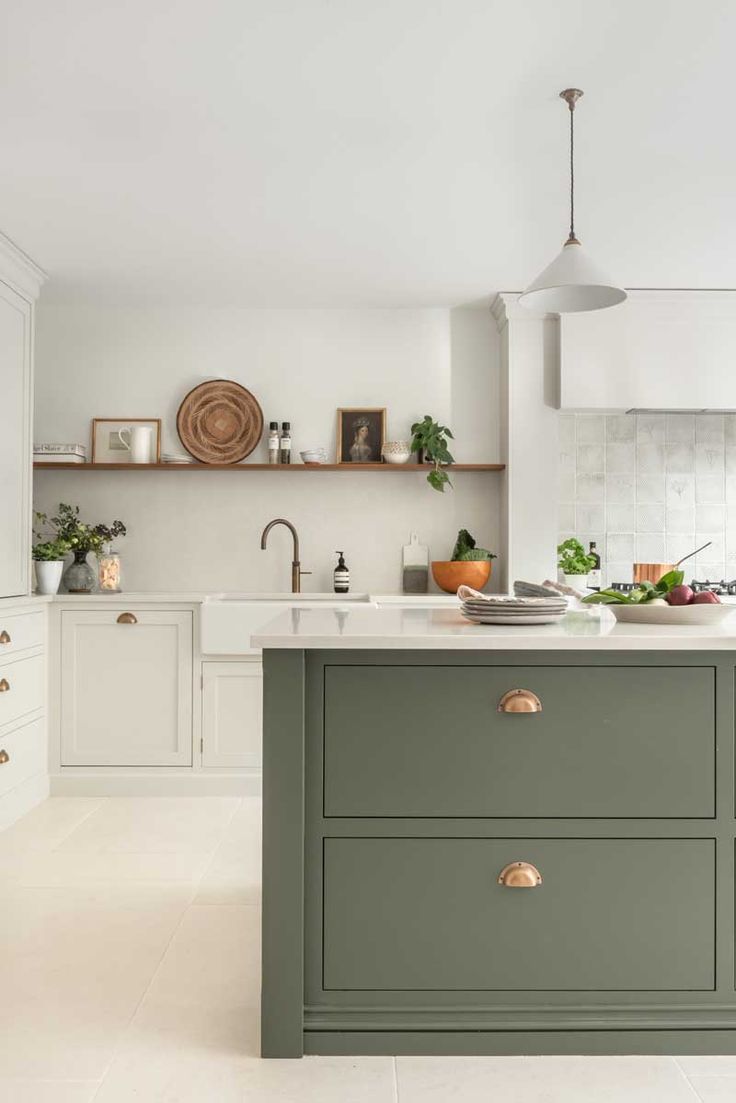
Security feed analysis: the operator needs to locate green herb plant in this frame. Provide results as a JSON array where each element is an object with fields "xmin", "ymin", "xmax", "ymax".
[
  {"xmin": 451, "ymin": 529, "xmax": 497, "ymax": 562},
  {"xmin": 32, "ymin": 537, "xmax": 71, "ymax": 562},
  {"xmin": 582, "ymin": 569, "xmax": 685, "ymax": 606},
  {"xmin": 35, "ymin": 504, "xmax": 127, "ymax": 559},
  {"xmin": 410, "ymin": 415, "xmax": 454, "ymax": 492},
  {"xmin": 557, "ymin": 538, "xmax": 596, "ymax": 576}
]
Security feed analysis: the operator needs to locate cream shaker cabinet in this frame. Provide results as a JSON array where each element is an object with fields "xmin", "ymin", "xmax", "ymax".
[
  {"xmin": 0, "ymin": 282, "xmax": 33, "ymax": 598},
  {"xmin": 60, "ymin": 609, "xmax": 193, "ymax": 767},
  {"xmin": 201, "ymin": 660, "xmax": 262, "ymax": 769}
]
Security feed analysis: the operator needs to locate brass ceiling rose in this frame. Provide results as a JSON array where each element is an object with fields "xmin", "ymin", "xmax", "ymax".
[{"xmin": 177, "ymin": 380, "xmax": 264, "ymax": 464}]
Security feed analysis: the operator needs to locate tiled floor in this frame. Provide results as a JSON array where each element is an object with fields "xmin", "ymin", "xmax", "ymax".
[{"xmin": 0, "ymin": 796, "xmax": 734, "ymax": 1101}]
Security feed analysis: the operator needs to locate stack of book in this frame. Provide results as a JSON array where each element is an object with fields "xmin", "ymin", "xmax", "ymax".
[{"xmin": 33, "ymin": 443, "xmax": 87, "ymax": 464}]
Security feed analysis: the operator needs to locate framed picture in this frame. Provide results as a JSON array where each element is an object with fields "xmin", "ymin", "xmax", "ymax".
[
  {"xmin": 336, "ymin": 408, "xmax": 386, "ymax": 464},
  {"xmin": 91, "ymin": 418, "xmax": 162, "ymax": 464}
]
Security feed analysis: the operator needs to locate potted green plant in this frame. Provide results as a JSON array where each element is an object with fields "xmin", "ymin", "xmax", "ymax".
[
  {"xmin": 557, "ymin": 537, "xmax": 596, "ymax": 591},
  {"xmin": 431, "ymin": 529, "xmax": 497, "ymax": 593},
  {"xmin": 41, "ymin": 504, "xmax": 127, "ymax": 593},
  {"xmin": 410, "ymin": 415, "xmax": 454, "ymax": 492},
  {"xmin": 31, "ymin": 529, "xmax": 71, "ymax": 595}
]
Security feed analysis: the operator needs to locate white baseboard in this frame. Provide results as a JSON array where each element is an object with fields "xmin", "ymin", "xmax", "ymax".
[
  {"xmin": 50, "ymin": 772, "xmax": 262, "ymax": 798},
  {"xmin": 0, "ymin": 771, "xmax": 50, "ymax": 829}
]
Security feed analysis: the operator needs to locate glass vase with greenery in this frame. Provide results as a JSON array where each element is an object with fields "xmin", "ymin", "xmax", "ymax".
[{"xmin": 410, "ymin": 415, "xmax": 455, "ymax": 492}]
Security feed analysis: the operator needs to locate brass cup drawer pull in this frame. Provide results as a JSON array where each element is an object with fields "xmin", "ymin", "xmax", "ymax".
[
  {"xmin": 497, "ymin": 688, "xmax": 542, "ymax": 714},
  {"xmin": 498, "ymin": 861, "xmax": 543, "ymax": 888},
  {"xmin": 0, "ymin": 749, "xmax": 8, "ymax": 765},
  {"xmin": 116, "ymin": 612, "xmax": 138, "ymax": 625},
  {"xmin": 0, "ymin": 630, "xmax": 10, "ymax": 645},
  {"xmin": 0, "ymin": 678, "xmax": 10, "ymax": 693}
]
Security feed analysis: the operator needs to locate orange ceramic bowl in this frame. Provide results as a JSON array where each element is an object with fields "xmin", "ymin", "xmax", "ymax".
[{"xmin": 431, "ymin": 560, "xmax": 492, "ymax": 594}]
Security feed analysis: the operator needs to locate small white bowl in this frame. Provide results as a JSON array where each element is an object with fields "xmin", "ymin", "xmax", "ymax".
[
  {"xmin": 300, "ymin": 449, "xmax": 327, "ymax": 465},
  {"xmin": 382, "ymin": 440, "xmax": 412, "ymax": 465}
]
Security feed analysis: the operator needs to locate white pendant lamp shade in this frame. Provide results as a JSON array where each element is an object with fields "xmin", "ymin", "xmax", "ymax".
[
  {"xmin": 520, "ymin": 88, "xmax": 626, "ymax": 314},
  {"xmin": 520, "ymin": 240, "xmax": 627, "ymax": 314}
]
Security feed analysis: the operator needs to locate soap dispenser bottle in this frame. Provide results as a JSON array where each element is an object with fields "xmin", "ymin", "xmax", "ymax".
[{"xmin": 334, "ymin": 551, "xmax": 350, "ymax": 594}]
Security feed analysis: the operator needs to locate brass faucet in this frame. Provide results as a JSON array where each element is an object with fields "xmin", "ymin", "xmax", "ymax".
[{"xmin": 260, "ymin": 518, "xmax": 311, "ymax": 594}]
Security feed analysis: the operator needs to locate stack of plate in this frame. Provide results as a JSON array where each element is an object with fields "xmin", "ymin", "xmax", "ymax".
[{"xmin": 461, "ymin": 594, "xmax": 568, "ymax": 625}]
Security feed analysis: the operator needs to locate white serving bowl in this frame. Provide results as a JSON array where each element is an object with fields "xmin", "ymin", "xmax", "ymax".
[
  {"xmin": 300, "ymin": 449, "xmax": 327, "ymax": 465},
  {"xmin": 609, "ymin": 602, "xmax": 735, "ymax": 626},
  {"xmin": 381, "ymin": 440, "xmax": 412, "ymax": 465}
]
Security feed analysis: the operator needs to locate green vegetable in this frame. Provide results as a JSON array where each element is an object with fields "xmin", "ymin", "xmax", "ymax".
[
  {"xmin": 582, "ymin": 569, "xmax": 685, "ymax": 606},
  {"xmin": 451, "ymin": 529, "xmax": 497, "ymax": 562},
  {"xmin": 557, "ymin": 538, "xmax": 596, "ymax": 575}
]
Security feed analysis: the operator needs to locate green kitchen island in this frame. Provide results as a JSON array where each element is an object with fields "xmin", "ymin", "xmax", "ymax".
[{"xmin": 255, "ymin": 604, "xmax": 736, "ymax": 1057}]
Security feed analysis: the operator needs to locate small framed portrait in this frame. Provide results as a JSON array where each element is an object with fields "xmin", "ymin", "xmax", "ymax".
[
  {"xmin": 91, "ymin": 418, "xmax": 162, "ymax": 464},
  {"xmin": 336, "ymin": 408, "xmax": 386, "ymax": 464}
]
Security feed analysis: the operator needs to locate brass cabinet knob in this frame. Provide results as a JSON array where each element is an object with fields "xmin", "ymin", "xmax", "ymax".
[
  {"xmin": 497, "ymin": 861, "xmax": 543, "ymax": 888},
  {"xmin": 0, "ymin": 749, "xmax": 8, "ymax": 765},
  {"xmin": 497, "ymin": 688, "xmax": 542, "ymax": 714},
  {"xmin": 0, "ymin": 679, "xmax": 10, "ymax": 693},
  {"xmin": 116, "ymin": 612, "xmax": 137, "ymax": 625},
  {"xmin": 0, "ymin": 630, "xmax": 10, "ymax": 645}
]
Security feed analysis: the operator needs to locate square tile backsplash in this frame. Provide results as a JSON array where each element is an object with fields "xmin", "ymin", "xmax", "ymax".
[{"xmin": 559, "ymin": 413, "xmax": 736, "ymax": 586}]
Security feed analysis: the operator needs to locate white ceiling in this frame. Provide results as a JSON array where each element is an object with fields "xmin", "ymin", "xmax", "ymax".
[{"xmin": 3, "ymin": 0, "xmax": 735, "ymax": 305}]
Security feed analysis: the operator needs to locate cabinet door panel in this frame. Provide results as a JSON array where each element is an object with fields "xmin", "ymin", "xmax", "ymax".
[
  {"xmin": 202, "ymin": 661, "xmax": 262, "ymax": 769},
  {"xmin": 323, "ymin": 837, "xmax": 715, "ymax": 992},
  {"xmin": 60, "ymin": 610, "xmax": 193, "ymax": 766},
  {"xmin": 0, "ymin": 283, "xmax": 31, "ymax": 598},
  {"xmin": 324, "ymin": 664, "xmax": 714, "ymax": 818}
]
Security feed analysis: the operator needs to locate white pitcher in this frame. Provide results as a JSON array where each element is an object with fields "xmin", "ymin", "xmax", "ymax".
[{"xmin": 118, "ymin": 425, "xmax": 153, "ymax": 464}]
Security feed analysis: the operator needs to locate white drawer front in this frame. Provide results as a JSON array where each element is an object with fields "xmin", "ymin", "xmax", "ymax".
[
  {"xmin": 0, "ymin": 716, "xmax": 46, "ymax": 795},
  {"xmin": 0, "ymin": 610, "xmax": 44, "ymax": 657},
  {"xmin": 0, "ymin": 652, "xmax": 44, "ymax": 730}
]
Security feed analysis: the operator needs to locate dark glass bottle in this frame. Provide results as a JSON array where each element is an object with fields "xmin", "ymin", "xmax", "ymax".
[{"xmin": 588, "ymin": 540, "xmax": 601, "ymax": 591}]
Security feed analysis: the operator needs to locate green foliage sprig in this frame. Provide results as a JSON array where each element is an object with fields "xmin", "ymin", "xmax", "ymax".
[
  {"xmin": 557, "ymin": 537, "xmax": 596, "ymax": 575},
  {"xmin": 32, "ymin": 537, "xmax": 70, "ymax": 562},
  {"xmin": 582, "ymin": 569, "xmax": 684, "ymax": 605},
  {"xmin": 451, "ymin": 529, "xmax": 497, "ymax": 562},
  {"xmin": 35, "ymin": 504, "xmax": 127, "ymax": 559},
  {"xmin": 410, "ymin": 415, "xmax": 454, "ymax": 492}
]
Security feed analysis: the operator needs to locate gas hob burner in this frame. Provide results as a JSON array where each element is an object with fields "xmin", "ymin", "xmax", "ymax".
[{"xmin": 691, "ymin": 579, "xmax": 736, "ymax": 596}]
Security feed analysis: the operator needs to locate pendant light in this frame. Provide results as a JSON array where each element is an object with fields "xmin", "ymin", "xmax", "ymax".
[{"xmin": 520, "ymin": 88, "xmax": 626, "ymax": 314}]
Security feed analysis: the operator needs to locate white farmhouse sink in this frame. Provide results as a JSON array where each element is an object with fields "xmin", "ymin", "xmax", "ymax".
[{"xmin": 201, "ymin": 593, "xmax": 371, "ymax": 654}]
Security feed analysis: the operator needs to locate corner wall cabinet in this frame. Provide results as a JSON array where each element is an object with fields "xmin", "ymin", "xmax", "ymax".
[
  {"xmin": 59, "ymin": 608, "xmax": 193, "ymax": 767},
  {"xmin": 0, "ymin": 285, "xmax": 32, "ymax": 598}
]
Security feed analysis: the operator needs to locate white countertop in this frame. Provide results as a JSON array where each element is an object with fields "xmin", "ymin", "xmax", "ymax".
[{"xmin": 252, "ymin": 605, "xmax": 736, "ymax": 650}]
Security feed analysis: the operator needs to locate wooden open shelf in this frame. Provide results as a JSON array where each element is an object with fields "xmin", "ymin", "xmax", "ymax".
[{"xmin": 34, "ymin": 462, "xmax": 505, "ymax": 472}]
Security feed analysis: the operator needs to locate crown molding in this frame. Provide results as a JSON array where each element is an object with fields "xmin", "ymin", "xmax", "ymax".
[
  {"xmin": 490, "ymin": 292, "xmax": 557, "ymax": 328},
  {"xmin": 0, "ymin": 230, "xmax": 46, "ymax": 301}
]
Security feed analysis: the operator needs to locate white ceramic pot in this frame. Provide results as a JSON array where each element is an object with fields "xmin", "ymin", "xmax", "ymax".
[
  {"xmin": 34, "ymin": 559, "xmax": 64, "ymax": 595},
  {"xmin": 563, "ymin": 572, "xmax": 588, "ymax": 593},
  {"xmin": 382, "ymin": 441, "xmax": 412, "ymax": 465}
]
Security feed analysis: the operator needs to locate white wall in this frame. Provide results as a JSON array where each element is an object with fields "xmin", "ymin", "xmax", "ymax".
[{"xmin": 34, "ymin": 306, "xmax": 501, "ymax": 593}]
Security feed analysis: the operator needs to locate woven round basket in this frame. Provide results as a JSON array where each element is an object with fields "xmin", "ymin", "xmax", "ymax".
[{"xmin": 176, "ymin": 380, "xmax": 264, "ymax": 464}]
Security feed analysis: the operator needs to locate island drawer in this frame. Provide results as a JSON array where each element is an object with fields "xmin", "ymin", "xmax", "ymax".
[
  {"xmin": 322, "ymin": 836, "xmax": 715, "ymax": 992},
  {"xmin": 323, "ymin": 664, "xmax": 715, "ymax": 818},
  {"xmin": 0, "ymin": 652, "xmax": 44, "ymax": 733}
]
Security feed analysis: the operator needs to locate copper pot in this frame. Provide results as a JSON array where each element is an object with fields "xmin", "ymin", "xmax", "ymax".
[{"xmin": 632, "ymin": 562, "xmax": 674, "ymax": 585}]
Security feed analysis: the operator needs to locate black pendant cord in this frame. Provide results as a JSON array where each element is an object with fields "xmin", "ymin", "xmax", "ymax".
[{"xmin": 568, "ymin": 104, "xmax": 575, "ymax": 243}]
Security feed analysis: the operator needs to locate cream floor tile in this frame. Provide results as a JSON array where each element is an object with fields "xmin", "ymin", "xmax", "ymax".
[
  {"xmin": 0, "ymin": 883, "xmax": 191, "ymax": 1079},
  {"xmin": 688, "ymin": 1078, "xmax": 736, "ymax": 1101},
  {"xmin": 396, "ymin": 1056, "xmax": 698, "ymax": 1102},
  {"xmin": 195, "ymin": 797, "xmax": 261, "ymax": 904},
  {"xmin": 94, "ymin": 905, "xmax": 263, "ymax": 1099},
  {"xmin": 55, "ymin": 796, "xmax": 241, "ymax": 855},
  {"xmin": 97, "ymin": 1054, "xmax": 395, "ymax": 1103},
  {"xmin": 0, "ymin": 798, "xmax": 104, "ymax": 852},
  {"xmin": 0, "ymin": 1081, "xmax": 99, "ymax": 1103},
  {"xmin": 15, "ymin": 849, "xmax": 212, "ymax": 887},
  {"xmin": 678, "ymin": 1057, "xmax": 736, "ymax": 1077}
]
